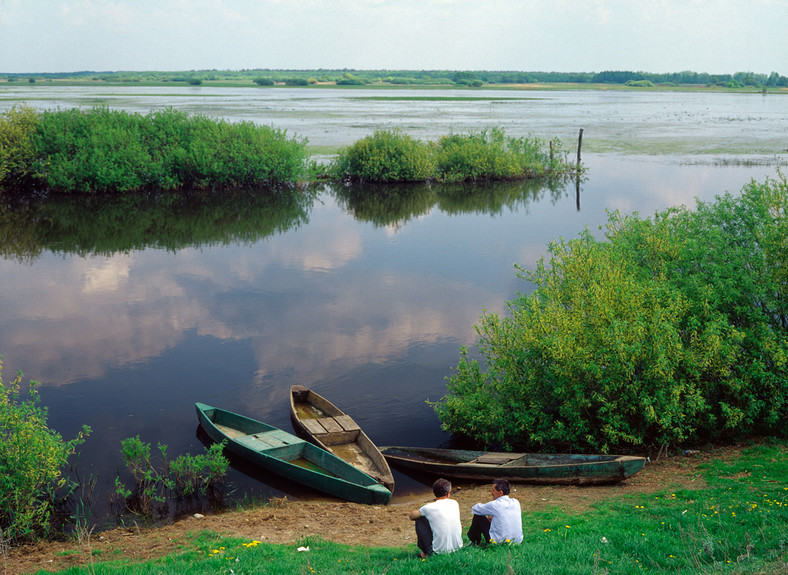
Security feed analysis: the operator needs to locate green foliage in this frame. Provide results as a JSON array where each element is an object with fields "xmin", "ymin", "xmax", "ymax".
[
  {"xmin": 25, "ymin": 107, "xmax": 308, "ymax": 193},
  {"xmin": 115, "ymin": 436, "xmax": 229, "ymax": 517},
  {"xmin": 625, "ymin": 79, "xmax": 655, "ymax": 87},
  {"xmin": 5, "ymin": 67, "xmax": 786, "ymax": 88},
  {"xmin": 435, "ymin": 173, "xmax": 788, "ymax": 452},
  {"xmin": 332, "ymin": 129, "xmax": 435, "ymax": 183},
  {"xmin": 253, "ymin": 77, "xmax": 274, "ymax": 86},
  {"xmin": 333, "ymin": 128, "xmax": 574, "ymax": 183},
  {"xmin": 0, "ymin": 104, "xmax": 39, "ymax": 183},
  {"xmin": 432, "ymin": 128, "xmax": 562, "ymax": 181},
  {"xmin": 0, "ymin": 357, "xmax": 90, "ymax": 542}
]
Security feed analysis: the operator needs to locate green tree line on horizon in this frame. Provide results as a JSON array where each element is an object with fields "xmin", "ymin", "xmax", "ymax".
[{"xmin": 3, "ymin": 68, "xmax": 786, "ymax": 88}]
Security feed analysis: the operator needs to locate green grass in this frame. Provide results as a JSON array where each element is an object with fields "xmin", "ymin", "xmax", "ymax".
[{"xmin": 23, "ymin": 441, "xmax": 787, "ymax": 574}]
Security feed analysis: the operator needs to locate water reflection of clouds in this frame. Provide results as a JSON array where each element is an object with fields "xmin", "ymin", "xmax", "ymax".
[
  {"xmin": 0, "ymin": 222, "xmax": 497, "ymax": 390},
  {"xmin": 82, "ymin": 257, "xmax": 131, "ymax": 294}
]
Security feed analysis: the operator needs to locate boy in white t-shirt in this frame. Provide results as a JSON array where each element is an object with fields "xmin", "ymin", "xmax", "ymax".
[
  {"xmin": 408, "ymin": 478, "xmax": 463, "ymax": 557},
  {"xmin": 467, "ymin": 478, "xmax": 524, "ymax": 545}
]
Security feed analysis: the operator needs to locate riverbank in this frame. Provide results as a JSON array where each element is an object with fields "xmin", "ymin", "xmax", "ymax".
[{"xmin": 6, "ymin": 445, "xmax": 736, "ymax": 574}]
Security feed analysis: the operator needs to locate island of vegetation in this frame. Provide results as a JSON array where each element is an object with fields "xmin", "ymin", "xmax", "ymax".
[{"xmin": 0, "ymin": 106, "xmax": 577, "ymax": 193}]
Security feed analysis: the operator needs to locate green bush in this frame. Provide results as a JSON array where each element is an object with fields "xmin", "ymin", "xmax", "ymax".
[
  {"xmin": 433, "ymin": 128, "xmax": 556, "ymax": 181},
  {"xmin": 333, "ymin": 128, "xmax": 573, "ymax": 183},
  {"xmin": 625, "ymin": 79, "xmax": 655, "ymax": 87},
  {"xmin": 27, "ymin": 107, "xmax": 308, "ymax": 192},
  {"xmin": 253, "ymin": 77, "xmax": 274, "ymax": 86},
  {"xmin": 332, "ymin": 129, "xmax": 434, "ymax": 182},
  {"xmin": 434, "ymin": 173, "xmax": 788, "ymax": 452},
  {"xmin": 0, "ymin": 105, "xmax": 39, "ymax": 183},
  {"xmin": 115, "ymin": 436, "xmax": 229, "ymax": 517},
  {"xmin": 0, "ymin": 358, "xmax": 90, "ymax": 542}
]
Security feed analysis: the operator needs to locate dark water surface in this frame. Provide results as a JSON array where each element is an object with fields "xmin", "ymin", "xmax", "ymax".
[{"xmin": 0, "ymin": 86, "xmax": 785, "ymax": 525}]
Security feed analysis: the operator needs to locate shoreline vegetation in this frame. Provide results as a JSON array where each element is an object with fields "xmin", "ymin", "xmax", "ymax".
[
  {"xmin": 0, "ymin": 106, "xmax": 579, "ymax": 194},
  {"xmin": 2, "ymin": 68, "xmax": 787, "ymax": 92}
]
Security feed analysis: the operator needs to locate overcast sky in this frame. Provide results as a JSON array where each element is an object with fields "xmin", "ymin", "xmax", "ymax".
[{"xmin": 1, "ymin": 0, "xmax": 786, "ymax": 75}]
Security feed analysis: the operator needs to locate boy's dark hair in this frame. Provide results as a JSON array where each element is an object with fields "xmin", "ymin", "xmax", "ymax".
[
  {"xmin": 493, "ymin": 478, "xmax": 511, "ymax": 495},
  {"xmin": 432, "ymin": 478, "xmax": 452, "ymax": 497}
]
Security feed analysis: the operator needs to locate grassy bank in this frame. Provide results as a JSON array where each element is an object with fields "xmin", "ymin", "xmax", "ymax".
[{"xmin": 13, "ymin": 441, "xmax": 786, "ymax": 575}]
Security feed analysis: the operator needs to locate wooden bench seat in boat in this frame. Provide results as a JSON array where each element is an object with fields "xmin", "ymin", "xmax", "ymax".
[
  {"xmin": 235, "ymin": 429, "xmax": 304, "ymax": 451},
  {"xmin": 300, "ymin": 415, "xmax": 360, "ymax": 436},
  {"xmin": 467, "ymin": 453, "xmax": 522, "ymax": 465}
]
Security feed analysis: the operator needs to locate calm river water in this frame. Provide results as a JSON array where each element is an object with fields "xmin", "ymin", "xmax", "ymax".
[{"xmin": 0, "ymin": 85, "xmax": 785, "ymax": 524}]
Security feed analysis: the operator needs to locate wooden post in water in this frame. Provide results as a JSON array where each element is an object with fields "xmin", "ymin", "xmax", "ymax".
[
  {"xmin": 549, "ymin": 140, "xmax": 554, "ymax": 163},
  {"xmin": 575, "ymin": 128, "xmax": 584, "ymax": 210}
]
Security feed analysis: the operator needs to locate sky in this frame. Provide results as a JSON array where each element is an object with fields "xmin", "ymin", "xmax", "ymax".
[{"xmin": 1, "ymin": 0, "xmax": 786, "ymax": 75}]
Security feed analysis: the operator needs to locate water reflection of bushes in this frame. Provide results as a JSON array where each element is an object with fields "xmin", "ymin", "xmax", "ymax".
[
  {"xmin": 329, "ymin": 177, "xmax": 572, "ymax": 226},
  {"xmin": 330, "ymin": 181, "xmax": 435, "ymax": 227},
  {"xmin": 436, "ymin": 178, "xmax": 569, "ymax": 215},
  {"xmin": 0, "ymin": 186, "xmax": 316, "ymax": 261}
]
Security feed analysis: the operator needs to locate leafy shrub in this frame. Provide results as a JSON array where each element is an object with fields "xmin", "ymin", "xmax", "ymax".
[
  {"xmin": 435, "ymin": 174, "xmax": 788, "ymax": 452},
  {"xmin": 432, "ymin": 128, "xmax": 556, "ymax": 181},
  {"xmin": 253, "ymin": 77, "xmax": 274, "ymax": 86},
  {"xmin": 625, "ymin": 80, "xmax": 655, "ymax": 87},
  {"xmin": 0, "ymin": 358, "xmax": 90, "ymax": 542},
  {"xmin": 0, "ymin": 105, "xmax": 39, "ymax": 184},
  {"xmin": 333, "ymin": 128, "xmax": 573, "ymax": 183},
  {"xmin": 115, "ymin": 436, "xmax": 228, "ymax": 516},
  {"xmin": 27, "ymin": 107, "xmax": 308, "ymax": 192},
  {"xmin": 332, "ymin": 129, "xmax": 434, "ymax": 182},
  {"xmin": 284, "ymin": 78, "xmax": 309, "ymax": 86}
]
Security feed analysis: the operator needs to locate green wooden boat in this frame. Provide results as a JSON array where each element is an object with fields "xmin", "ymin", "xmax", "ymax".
[
  {"xmin": 380, "ymin": 446, "xmax": 647, "ymax": 485},
  {"xmin": 195, "ymin": 403, "xmax": 391, "ymax": 505},
  {"xmin": 290, "ymin": 385, "xmax": 395, "ymax": 492}
]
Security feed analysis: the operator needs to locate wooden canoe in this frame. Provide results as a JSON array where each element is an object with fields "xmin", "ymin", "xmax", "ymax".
[
  {"xmin": 195, "ymin": 403, "xmax": 391, "ymax": 505},
  {"xmin": 379, "ymin": 446, "xmax": 647, "ymax": 485},
  {"xmin": 289, "ymin": 385, "xmax": 395, "ymax": 492}
]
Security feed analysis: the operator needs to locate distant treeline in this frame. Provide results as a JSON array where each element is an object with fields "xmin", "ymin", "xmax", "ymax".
[{"xmin": 3, "ymin": 68, "xmax": 786, "ymax": 88}]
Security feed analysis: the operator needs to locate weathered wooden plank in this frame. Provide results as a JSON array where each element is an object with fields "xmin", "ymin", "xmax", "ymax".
[
  {"xmin": 317, "ymin": 417, "xmax": 343, "ymax": 433},
  {"xmin": 469, "ymin": 454, "xmax": 520, "ymax": 465},
  {"xmin": 301, "ymin": 418, "xmax": 329, "ymax": 436},
  {"xmin": 334, "ymin": 415, "xmax": 360, "ymax": 432}
]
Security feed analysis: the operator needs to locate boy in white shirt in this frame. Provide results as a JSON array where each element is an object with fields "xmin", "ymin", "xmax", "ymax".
[
  {"xmin": 408, "ymin": 478, "xmax": 463, "ymax": 557},
  {"xmin": 467, "ymin": 478, "xmax": 523, "ymax": 545}
]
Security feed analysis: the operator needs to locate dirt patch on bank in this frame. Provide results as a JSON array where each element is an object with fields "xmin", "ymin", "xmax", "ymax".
[{"xmin": 5, "ymin": 448, "xmax": 730, "ymax": 575}]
